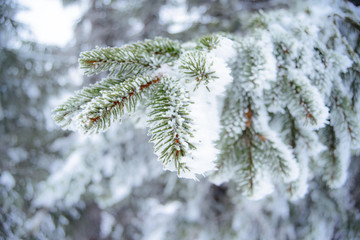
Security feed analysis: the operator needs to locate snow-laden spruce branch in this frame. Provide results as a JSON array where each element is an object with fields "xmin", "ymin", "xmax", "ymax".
[
  {"xmin": 147, "ymin": 78, "xmax": 196, "ymax": 175},
  {"xmin": 53, "ymin": 0, "xmax": 360, "ymax": 200}
]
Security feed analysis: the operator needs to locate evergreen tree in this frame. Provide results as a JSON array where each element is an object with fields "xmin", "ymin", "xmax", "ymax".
[
  {"xmin": 54, "ymin": 0, "xmax": 360, "ymax": 199},
  {"xmin": 32, "ymin": 0, "xmax": 360, "ymax": 239}
]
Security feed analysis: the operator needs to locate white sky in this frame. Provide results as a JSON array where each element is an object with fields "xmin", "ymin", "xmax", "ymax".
[{"xmin": 17, "ymin": 0, "xmax": 81, "ymax": 46}]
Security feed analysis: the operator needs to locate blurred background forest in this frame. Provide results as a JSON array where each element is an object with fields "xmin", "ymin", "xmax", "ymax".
[{"xmin": 1, "ymin": 0, "xmax": 360, "ymax": 239}]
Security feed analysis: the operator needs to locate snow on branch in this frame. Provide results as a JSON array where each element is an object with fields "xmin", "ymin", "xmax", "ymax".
[
  {"xmin": 147, "ymin": 78, "xmax": 196, "ymax": 176},
  {"xmin": 53, "ymin": 1, "xmax": 360, "ymax": 200}
]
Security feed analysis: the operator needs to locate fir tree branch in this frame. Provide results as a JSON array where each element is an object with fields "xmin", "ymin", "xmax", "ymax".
[
  {"xmin": 321, "ymin": 125, "xmax": 343, "ymax": 187},
  {"xmin": 52, "ymin": 70, "xmax": 134, "ymax": 128},
  {"xmin": 242, "ymin": 128, "xmax": 255, "ymax": 193},
  {"xmin": 76, "ymin": 75, "xmax": 162, "ymax": 133},
  {"xmin": 179, "ymin": 51, "xmax": 217, "ymax": 90},
  {"xmin": 280, "ymin": 70, "xmax": 328, "ymax": 129},
  {"xmin": 348, "ymin": 69, "xmax": 360, "ymax": 108},
  {"xmin": 216, "ymin": 101, "xmax": 258, "ymax": 195},
  {"xmin": 330, "ymin": 87, "xmax": 360, "ymax": 149},
  {"xmin": 217, "ymin": 94, "xmax": 297, "ymax": 193},
  {"xmin": 246, "ymin": 104, "xmax": 295, "ymax": 182},
  {"xmin": 147, "ymin": 78, "xmax": 196, "ymax": 174},
  {"xmin": 79, "ymin": 37, "xmax": 181, "ymax": 76},
  {"xmin": 54, "ymin": 38, "xmax": 182, "ymax": 130},
  {"xmin": 197, "ymin": 34, "xmax": 220, "ymax": 50}
]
